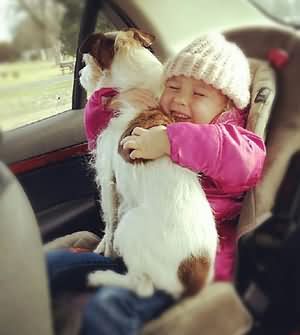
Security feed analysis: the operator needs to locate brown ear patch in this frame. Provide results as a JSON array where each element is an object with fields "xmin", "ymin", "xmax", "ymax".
[
  {"xmin": 118, "ymin": 109, "xmax": 174, "ymax": 164},
  {"xmin": 130, "ymin": 28, "xmax": 155, "ymax": 48},
  {"xmin": 79, "ymin": 33, "xmax": 115, "ymax": 70},
  {"xmin": 178, "ymin": 255, "xmax": 211, "ymax": 297}
]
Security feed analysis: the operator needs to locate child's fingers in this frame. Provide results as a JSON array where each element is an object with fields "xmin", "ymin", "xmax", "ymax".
[
  {"xmin": 122, "ymin": 139, "xmax": 138, "ymax": 150},
  {"xmin": 107, "ymin": 97, "xmax": 121, "ymax": 109},
  {"xmin": 130, "ymin": 150, "xmax": 142, "ymax": 160},
  {"xmin": 120, "ymin": 136, "xmax": 132, "ymax": 145},
  {"xmin": 132, "ymin": 127, "xmax": 147, "ymax": 136}
]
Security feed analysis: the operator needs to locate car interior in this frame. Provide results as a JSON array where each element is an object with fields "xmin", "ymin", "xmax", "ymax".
[{"xmin": 0, "ymin": 1, "xmax": 300, "ymax": 335}]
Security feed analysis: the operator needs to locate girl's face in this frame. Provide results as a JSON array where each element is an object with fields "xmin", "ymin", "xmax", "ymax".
[{"xmin": 160, "ymin": 75, "xmax": 228, "ymax": 124}]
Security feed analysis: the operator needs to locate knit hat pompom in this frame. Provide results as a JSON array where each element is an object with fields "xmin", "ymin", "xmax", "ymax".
[{"xmin": 164, "ymin": 33, "xmax": 251, "ymax": 109}]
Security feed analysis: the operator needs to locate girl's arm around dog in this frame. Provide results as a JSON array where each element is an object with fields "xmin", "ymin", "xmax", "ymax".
[
  {"xmin": 84, "ymin": 88, "xmax": 158, "ymax": 150},
  {"xmin": 166, "ymin": 122, "xmax": 266, "ymax": 193}
]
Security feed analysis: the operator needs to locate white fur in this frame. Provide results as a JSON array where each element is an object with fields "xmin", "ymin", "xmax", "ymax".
[
  {"xmin": 80, "ymin": 33, "xmax": 218, "ymax": 298},
  {"xmin": 79, "ymin": 54, "xmax": 102, "ymax": 97}
]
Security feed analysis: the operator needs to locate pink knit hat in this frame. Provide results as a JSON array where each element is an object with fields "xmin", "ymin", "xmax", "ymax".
[{"xmin": 164, "ymin": 33, "xmax": 251, "ymax": 109}]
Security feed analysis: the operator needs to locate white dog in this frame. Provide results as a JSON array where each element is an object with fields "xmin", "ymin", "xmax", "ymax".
[{"xmin": 79, "ymin": 29, "xmax": 218, "ymax": 298}]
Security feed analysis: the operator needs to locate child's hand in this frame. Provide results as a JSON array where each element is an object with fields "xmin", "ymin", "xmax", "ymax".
[
  {"xmin": 108, "ymin": 88, "xmax": 159, "ymax": 111},
  {"xmin": 120, "ymin": 125, "xmax": 170, "ymax": 160}
]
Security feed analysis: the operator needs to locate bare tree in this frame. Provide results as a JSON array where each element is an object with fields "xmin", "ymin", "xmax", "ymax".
[{"xmin": 13, "ymin": 0, "xmax": 65, "ymax": 62}]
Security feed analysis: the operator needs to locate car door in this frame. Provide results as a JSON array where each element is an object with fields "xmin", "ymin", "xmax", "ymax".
[{"xmin": 0, "ymin": 0, "xmax": 130, "ymax": 243}]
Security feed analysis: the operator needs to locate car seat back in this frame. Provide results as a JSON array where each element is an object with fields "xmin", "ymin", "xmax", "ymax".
[
  {"xmin": 225, "ymin": 26, "xmax": 300, "ymax": 237},
  {"xmin": 0, "ymin": 162, "xmax": 53, "ymax": 335}
]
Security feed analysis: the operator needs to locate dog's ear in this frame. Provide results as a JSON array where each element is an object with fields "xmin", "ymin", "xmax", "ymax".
[
  {"xmin": 79, "ymin": 33, "xmax": 115, "ymax": 70},
  {"xmin": 79, "ymin": 34, "xmax": 102, "ymax": 54},
  {"xmin": 130, "ymin": 28, "xmax": 155, "ymax": 47}
]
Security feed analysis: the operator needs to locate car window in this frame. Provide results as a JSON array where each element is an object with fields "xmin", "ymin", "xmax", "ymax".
[
  {"xmin": 249, "ymin": 0, "xmax": 300, "ymax": 28},
  {"xmin": 0, "ymin": 0, "xmax": 117, "ymax": 132}
]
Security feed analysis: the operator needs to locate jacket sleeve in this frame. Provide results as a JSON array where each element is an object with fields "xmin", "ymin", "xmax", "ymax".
[
  {"xmin": 84, "ymin": 88, "xmax": 118, "ymax": 150},
  {"xmin": 166, "ymin": 122, "xmax": 266, "ymax": 193}
]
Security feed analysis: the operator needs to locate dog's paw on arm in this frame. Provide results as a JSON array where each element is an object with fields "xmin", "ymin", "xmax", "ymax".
[{"xmin": 118, "ymin": 109, "xmax": 174, "ymax": 164}]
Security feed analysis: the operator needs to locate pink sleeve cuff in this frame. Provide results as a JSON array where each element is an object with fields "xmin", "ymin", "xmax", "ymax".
[{"xmin": 84, "ymin": 88, "xmax": 118, "ymax": 150}]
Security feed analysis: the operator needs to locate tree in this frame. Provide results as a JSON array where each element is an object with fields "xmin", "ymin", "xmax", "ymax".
[
  {"xmin": 13, "ymin": 16, "xmax": 52, "ymax": 53},
  {"xmin": 11, "ymin": 0, "xmax": 118, "ymax": 60},
  {"xmin": 56, "ymin": 1, "xmax": 117, "ymax": 56},
  {"xmin": 56, "ymin": 0, "xmax": 83, "ymax": 56},
  {"xmin": 12, "ymin": 0, "xmax": 65, "ymax": 61}
]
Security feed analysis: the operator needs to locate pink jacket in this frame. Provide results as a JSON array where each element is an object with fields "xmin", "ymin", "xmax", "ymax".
[{"xmin": 84, "ymin": 88, "xmax": 266, "ymax": 281}]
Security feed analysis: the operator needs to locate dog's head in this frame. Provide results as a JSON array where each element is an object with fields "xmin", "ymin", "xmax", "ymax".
[
  {"xmin": 79, "ymin": 29, "xmax": 163, "ymax": 96},
  {"xmin": 80, "ymin": 29, "xmax": 155, "ymax": 70}
]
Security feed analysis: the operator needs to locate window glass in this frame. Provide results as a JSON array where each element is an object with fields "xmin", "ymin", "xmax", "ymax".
[
  {"xmin": 96, "ymin": 8, "xmax": 119, "ymax": 32},
  {"xmin": 249, "ymin": 0, "xmax": 300, "ymax": 27},
  {"xmin": 0, "ymin": 0, "xmax": 118, "ymax": 132}
]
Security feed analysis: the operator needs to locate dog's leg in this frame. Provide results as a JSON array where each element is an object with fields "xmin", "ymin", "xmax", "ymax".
[
  {"xmin": 94, "ymin": 131, "xmax": 119, "ymax": 257},
  {"xmin": 88, "ymin": 271, "xmax": 155, "ymax": 297},
  {"xmin": 88, "ymin": 270, "xmax": 132, "ymax": 289},
  {"xmin": 93, "ymin": 177, "xmax": 118, "ymax": 257}
]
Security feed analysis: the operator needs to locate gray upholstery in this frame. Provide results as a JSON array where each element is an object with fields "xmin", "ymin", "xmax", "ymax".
[
  {"xmin": 0, "ymin": 162, "xmax": 54, "ymax": 335},
  {"xmin": 226, "ymin": 26, "xmax": 300, "ymax": 236}
]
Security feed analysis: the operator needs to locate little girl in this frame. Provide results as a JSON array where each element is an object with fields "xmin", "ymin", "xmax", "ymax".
[{"xmin": 47, "ymin": 33, "xmax": 266, "ymax": 335}]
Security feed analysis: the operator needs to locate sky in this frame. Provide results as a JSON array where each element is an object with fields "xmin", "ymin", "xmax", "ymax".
[
  {"xmin": 0, "ymin": 0, "xmax": 15, "ymax": 42},
  {"xmin": 0, "ymin": 0, "xmax": 11, "ymax": 41}
]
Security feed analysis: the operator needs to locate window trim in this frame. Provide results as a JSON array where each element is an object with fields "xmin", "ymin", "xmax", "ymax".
[{"xmin": 72, "ymin": 0, "xmax": 101, "ymax": 110}]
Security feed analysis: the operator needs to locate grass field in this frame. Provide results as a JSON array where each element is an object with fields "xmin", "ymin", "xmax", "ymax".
[{"xmin": 0, "ymin": 60, "xmax": 75, "ymax": 131}]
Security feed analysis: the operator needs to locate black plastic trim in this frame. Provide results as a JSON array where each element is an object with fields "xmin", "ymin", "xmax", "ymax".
[{"xmin": 72, "ymin": 0, "xmax": 101, "ymax": 109}]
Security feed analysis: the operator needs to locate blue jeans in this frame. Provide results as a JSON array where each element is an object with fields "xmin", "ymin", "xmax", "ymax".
[
  {"xmin": 46, "ymin": 250, "xmax": 126, "ymax": 293},
  {"xmin": 46, "ymin": 250, "xmax": 174, "ymax": 335}
]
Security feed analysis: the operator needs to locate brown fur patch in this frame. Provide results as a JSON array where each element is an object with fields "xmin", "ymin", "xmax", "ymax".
[
  {"xmin": 118, "ymin": 109, "xmax": 174, "ymax": 164},
  {"xmin": 178, "ymin": 255, "xmax": 211, "ymax": 297}
]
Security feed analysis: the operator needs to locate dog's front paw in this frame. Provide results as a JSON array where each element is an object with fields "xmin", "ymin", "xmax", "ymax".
[
  {"xmin": 88, "ymin": 271, "xmax": 105, "ymax": 287},
  {"xmin": 88, "ymin": 270, "xmax": 120, "ymax": 288},
  {"xmin": 136, "ymin": 279, "xmax": 155, "ymax": 297}
]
